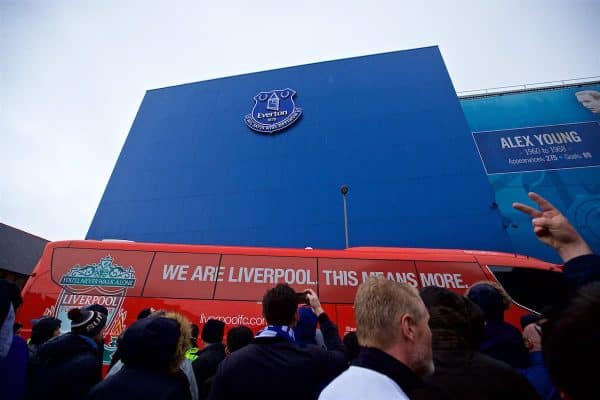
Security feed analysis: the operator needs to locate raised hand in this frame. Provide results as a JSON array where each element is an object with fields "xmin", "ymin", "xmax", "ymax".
[
  {"xmin": 512, "ymin": 192, "xmax": 592, "ymax": 262},
  {"xmin": 305, "ymin": 289, "xmax": 324, "ymax": 316}
]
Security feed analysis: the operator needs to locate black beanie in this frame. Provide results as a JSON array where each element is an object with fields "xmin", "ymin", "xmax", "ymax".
[
  {"xmin": 201, "ymin": 319, "xmax": 225, "ymax": 343},
  {"xmin": 83, "ymin": 304, "xmax": 109, "ymax": 316},
  {"xmin": 68, "ymin": 307, "xmax": 107, "ymax": 337}
]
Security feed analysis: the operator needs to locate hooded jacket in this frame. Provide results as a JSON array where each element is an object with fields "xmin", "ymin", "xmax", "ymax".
[
  {"xmin": 467, "ymin": 284, "xmax": 529, "ymax": 368},
  {"xmin": 86, "ymin": 317, "xmax": 191, "ymax": 400},
  {"xmin": 27, "ymin": 332, "xmax": 102, "ymax": 400}
]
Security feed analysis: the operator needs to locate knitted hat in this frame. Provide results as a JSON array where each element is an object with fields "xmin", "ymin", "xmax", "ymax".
[
  {"xmin": 83, "ymin": 304, "xmax": 109, "ymax": 316},
  {"xmin": 201, "ymin": 319, "xmax": 225, "ymax": 343},
  {"xmin": 68, "ymin": 307, "xmax": 107, "ymax": 337}
]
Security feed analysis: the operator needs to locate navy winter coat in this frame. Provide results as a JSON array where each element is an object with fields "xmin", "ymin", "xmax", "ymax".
[
  {"xmin": 87, "ymin": 366, "xmax": 191, "ymax": 400},
  {"xmin": 87, "ymin": 316, "xmax": 191, "ymax": 400},
  {"xmin": 27, "ymin": 333, "xmax": 102, "ymax": 400}
]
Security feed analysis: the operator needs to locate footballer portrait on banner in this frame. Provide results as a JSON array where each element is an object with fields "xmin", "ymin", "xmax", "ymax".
[{"xmin": 575, "ymin": 90, "xmax": 600, "ymax": 115}]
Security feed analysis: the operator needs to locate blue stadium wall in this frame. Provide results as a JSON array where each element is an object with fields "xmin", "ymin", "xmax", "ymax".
[
  {"xmin": 87, "ymin": 47, "xmax": 512, "ymax": 253},
  {"xmin": 460, "ymin": 83, "xmax": 600, "ymax": 263}
]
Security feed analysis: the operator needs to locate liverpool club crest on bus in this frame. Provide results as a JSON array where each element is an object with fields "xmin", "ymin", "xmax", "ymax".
[
  {"xmin": 244, "ymin": 88, "xmax": 303, "ymax": 134},
  {"xmin": 46, "ymin": 256, "xmax": 136, "ymax": 364}
]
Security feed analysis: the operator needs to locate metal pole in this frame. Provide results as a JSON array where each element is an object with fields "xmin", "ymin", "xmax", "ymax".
[
  {"xmin": 343, "ymin": 195, "xmax": 349, "ymax": 248},
  {"xmin": 341, "ymin": 185, "xmax": 349, "ymax": 248}
]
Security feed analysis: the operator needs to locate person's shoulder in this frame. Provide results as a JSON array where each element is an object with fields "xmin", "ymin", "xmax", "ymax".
[
  {"xmin": 474, "ymin": 352, "xmax": 515, "ymax": 368},
  {"xmin": 11, "ymin": 335, "xmax": 28, "ymax": 353},
  {"xmin": 36, "ymin": 333, "xmax": 74, "ymax": 357},
  {"xmin": 12, "ymin": 335, "xmax": 27, "ymax": 346},
  {"xmin": 206, "ymin": 343, "xmax": 226, "ymax": 357},
  {"xmin": 320, "ymin": 366, "xmax": 408, "ymax": 399},
  {"xmin": 213, "ymin": 343, "xmax": 256, "ymax": 371},
  {"xmin": 85, "ymin": 377, "xmax": 112, "ymax": 400},
  {"xmin": 305, "ymin": 342, "xmax": 346, "ymax": 364},
  {"xmin": 473, "ymin": 352, "xmax": 531, "ymax": 382},
  {"xmin": 502, "ymin": 321, "xmax": 525, "ymax": 339},
  {"xmin": 477, "ymin": 353, "xmax": 539, "ymax": 397}
]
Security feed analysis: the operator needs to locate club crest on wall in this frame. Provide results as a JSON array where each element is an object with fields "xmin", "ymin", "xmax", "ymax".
[{"xmin": 244, "ymin": 88, "xmax": 302, "ymax": 134}]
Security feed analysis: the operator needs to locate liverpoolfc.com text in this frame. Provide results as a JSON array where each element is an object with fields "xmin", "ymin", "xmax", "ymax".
[{"xmin": 198, "ymin": 313, "xmax": 265, "ymax": 327}]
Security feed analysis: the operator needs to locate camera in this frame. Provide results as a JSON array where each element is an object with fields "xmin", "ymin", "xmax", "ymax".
[{"xmin": 296, "ymin": 291, "xmax": 310, "ymax": 305}]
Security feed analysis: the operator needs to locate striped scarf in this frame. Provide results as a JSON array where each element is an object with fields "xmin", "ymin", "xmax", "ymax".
[{"xmin": 256, "ymin": 325, "xmax": 296, "ymax": 343}]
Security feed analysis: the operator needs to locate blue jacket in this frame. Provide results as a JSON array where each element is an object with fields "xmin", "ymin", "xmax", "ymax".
[
  {"xmin": 0, "ymin": 335, "xmax": 28, "ymax": 400},
  {"xmin": 520, "ymin": 351, "xmax": 559, "ymax": 400}
]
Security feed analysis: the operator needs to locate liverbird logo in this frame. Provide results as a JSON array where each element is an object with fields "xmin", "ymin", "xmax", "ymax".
[{"xmin": 52, "ymin": 255, "xmax": 137, "ymax": 364}]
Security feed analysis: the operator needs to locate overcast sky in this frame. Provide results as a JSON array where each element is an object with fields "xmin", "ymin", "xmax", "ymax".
[{"xmin": 1, "ymin": 0, "xmax": 599, "ymax": 241}]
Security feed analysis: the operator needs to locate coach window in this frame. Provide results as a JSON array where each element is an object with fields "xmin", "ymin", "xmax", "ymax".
[{"xmin": 488, "ymin": 266, "xmax": 562, "ymax": 313}]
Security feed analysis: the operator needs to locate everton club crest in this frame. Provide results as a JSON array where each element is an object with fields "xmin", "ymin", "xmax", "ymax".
[{"xmin": 244, "ymin": 88, "xmax": 303, "ymax": 134}]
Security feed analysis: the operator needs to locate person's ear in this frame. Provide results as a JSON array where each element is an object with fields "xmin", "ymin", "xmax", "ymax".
[
  {"xmin": 524, "ymin": 337, "xmax": 533, "ymax": 350},
  {"xmin": 400, "ymin": 314, "xmax": 415, "ymax": 341}
]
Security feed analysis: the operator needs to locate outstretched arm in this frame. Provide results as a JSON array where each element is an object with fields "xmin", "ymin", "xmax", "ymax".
[
  {"xmin": 305, "ymin": 289, "xmax": 344, "ymax": 352},
  {"xmin": 512, "ymin": 192, "xmax": 592, "ymax": 262}
]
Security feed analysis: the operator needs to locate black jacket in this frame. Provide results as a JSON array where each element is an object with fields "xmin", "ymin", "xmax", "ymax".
[
  {"xmin": 191, "ymin": 343, "xmax": 226, "ymax": 399},
  {"xmin": 544, "ymin": 254, "xmax": 600, "ymax": 320},
  {"xmin": 411, "ymin": 350, "xmax": 540, "ymax": 400},
  {"xmin": 27, "ymin": 333, "xmax": 102, "ymax": 400},
  {"xmin": 208, "ymin": 313, "xmax": 346, "ymax": 400},
  {"xmin": 88, "ymin": 316, "xmax": 191, "ymax": 400},
  {"xmin": 562, "ymin": 254, "xmax": 600, "ymax": 293},
  {"xmin": 86, "ymin": 366, "xmax": 191, "ymax": 400}
]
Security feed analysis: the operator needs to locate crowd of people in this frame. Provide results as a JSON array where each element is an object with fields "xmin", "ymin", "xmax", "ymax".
[{"xmin": 0, "ymin": 192, "xmax": 598, "ymax": 400}]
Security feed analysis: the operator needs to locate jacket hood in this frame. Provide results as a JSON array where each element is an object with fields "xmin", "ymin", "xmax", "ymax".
[
  {"xmin": 30, "ymin": 317, "xmax": 62, "ymax": 346},
  {"xmin": 120, "ymin": 316, "xmax": 180, "ymax": 370},
  {"xmin": 36, "ymin": 332, "xmax": 97, "ymax": 363},
  {"xmin": 467, "ymin": 284, "xmax": 505, "ymax": 322}
]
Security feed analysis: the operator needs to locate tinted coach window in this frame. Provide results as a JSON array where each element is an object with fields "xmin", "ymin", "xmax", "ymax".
[{"xmin": 489, "ymin": 266, "xmax": 561, "ymax": 313}]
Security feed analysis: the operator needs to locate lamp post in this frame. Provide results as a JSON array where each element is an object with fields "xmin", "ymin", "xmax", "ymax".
[{"xmin": 341, "ymin": 185, "xmax": 349, "ymax": 249}]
